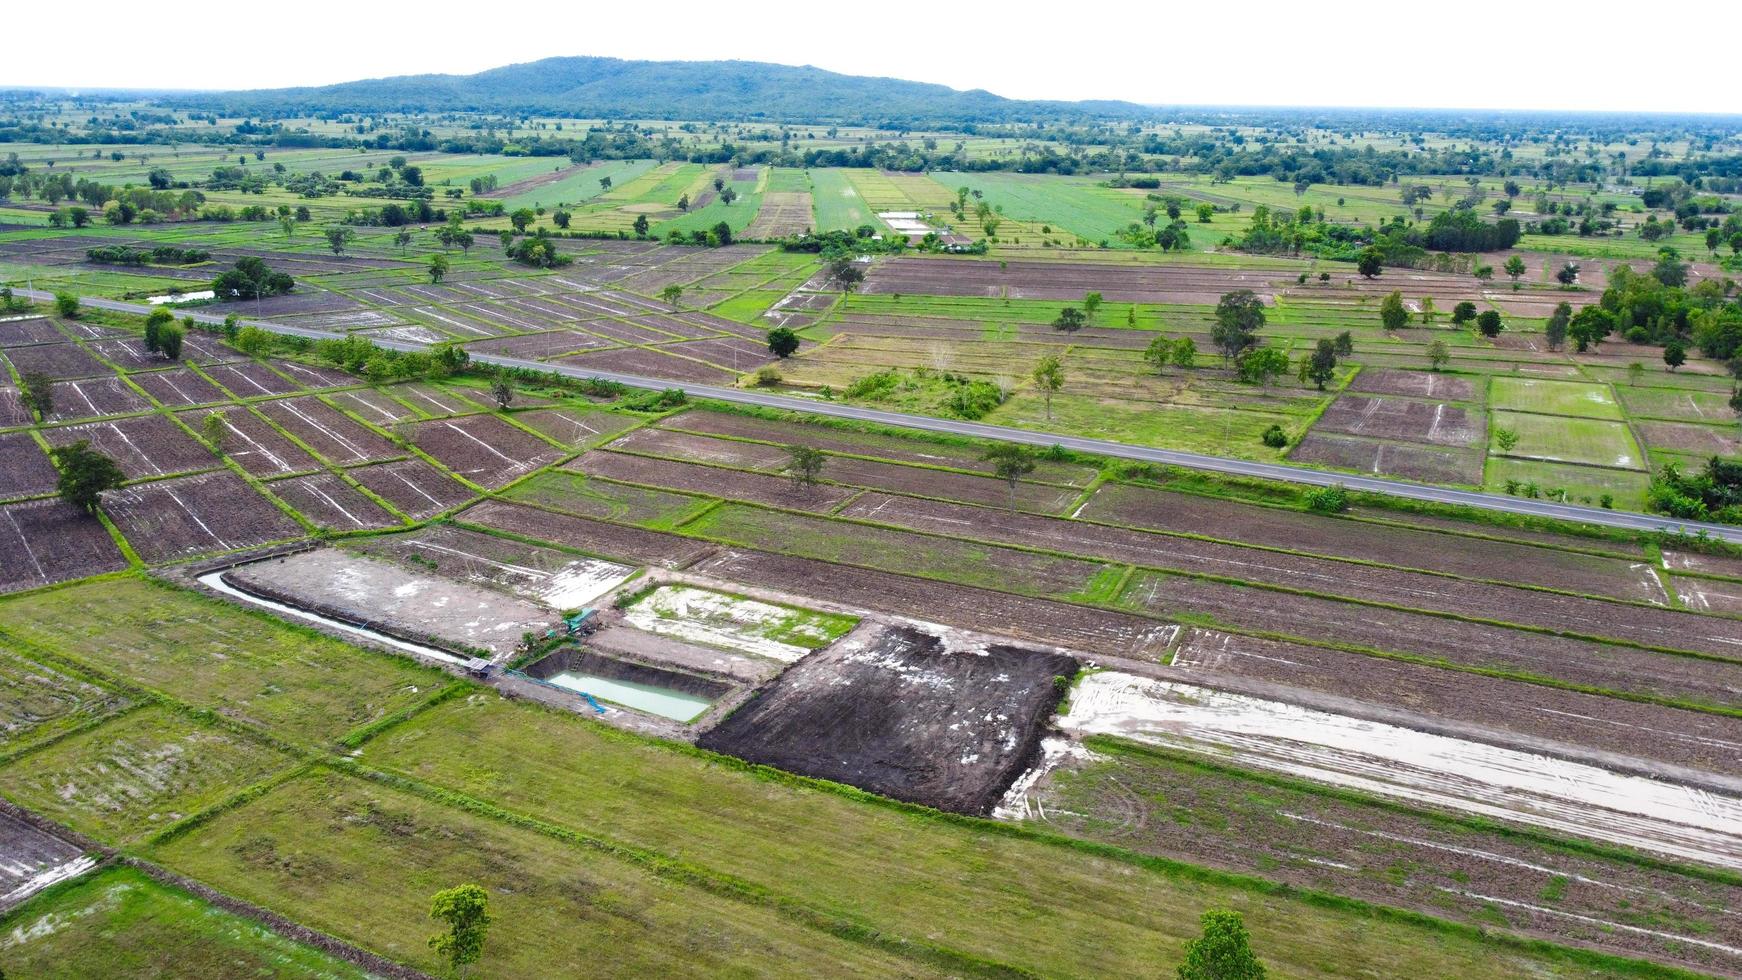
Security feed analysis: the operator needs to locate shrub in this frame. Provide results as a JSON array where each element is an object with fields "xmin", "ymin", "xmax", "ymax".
[
  {"xmin": 1261, "ymin": 425, "xmax": 1289, "ymax": 448},
  {"xmin": 1305, "ymin": 483, "xmax": 1348, "ymax": 514}
]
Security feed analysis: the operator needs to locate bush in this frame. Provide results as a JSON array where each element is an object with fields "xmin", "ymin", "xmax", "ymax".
[
  {"xmin": 1305, "ymin": 483, "xmax": 1348, "ymax": 514},
  {"xmin": 1261, "ymin": 425, "xmax": 1289, "ymax": 448},
  {"xmin": 53, "ymin": 292, "xmax": 80, "ymax": 318},
  {"xmin": 624, "ymin": 388, "xmax": 688, "ymax": 412}
]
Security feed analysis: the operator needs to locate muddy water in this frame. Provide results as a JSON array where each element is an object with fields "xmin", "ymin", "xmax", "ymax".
[
  {"xmin": 545, "ymin": 671, "xmax": 713, "ymax": 722},
  {"xmin": 1058, "ymin": 671, "xmax": 1742, "ymax": 868}
]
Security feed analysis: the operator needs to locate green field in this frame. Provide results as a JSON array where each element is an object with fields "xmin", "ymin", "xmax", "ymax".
[
  {"xmin": 1489, "ymin": 377, "xmax": 1625, "ymax": 420},
  {"xmin": 1490, "ymin": 410, "xmax": 1644, "ymax": 469}
]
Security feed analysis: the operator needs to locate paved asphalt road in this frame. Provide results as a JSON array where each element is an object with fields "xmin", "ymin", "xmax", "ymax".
[{"xmin": 24, "ymin": 288, "xmax": 1742, "ymax": 544}]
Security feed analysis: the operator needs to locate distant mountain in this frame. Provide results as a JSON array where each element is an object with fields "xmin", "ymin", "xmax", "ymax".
[{"xmin": 176, "ymin": 57, "xmax": 1154, "ymax": 126}]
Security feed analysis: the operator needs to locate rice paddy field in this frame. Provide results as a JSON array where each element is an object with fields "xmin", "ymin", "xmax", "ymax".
[{"xmin": 3, "ymin": 104, "xmax": 1742, "ymax": 978}]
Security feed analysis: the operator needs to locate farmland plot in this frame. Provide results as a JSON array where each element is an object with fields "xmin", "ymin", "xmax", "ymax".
[
  {"xmin": 573, "ymin": 451, "xmax": 854, "ymax": 514},
  {"xmin": 43, "ymin": 376, "xmax": 150, "ymax": 420},
  {"xmin": 0, "ymin": 432, "xmax": 58, "ymax": 500},
  {"xmin": 503, "ymin": 468, "xmax": 709, "ymax": 527},
  {"xmin": 192, "ymin": 406, "xmax": 319, "ymax": 477},
  {"xmin": 512, "ymin": 406, "xmax": 638, "ymax": 448},
  {"xmin": 343, "ymin": 525, "xmax": 634, "ymax": 610},
  {"xmin": 0, "ymin": 499, "xmax": 129, "ymax": 593},
  {"xmin": 44, "ymin": 414, "xmax": 217, "ymax": 480},
  {"xmin": 101, "ymin": 470, "xmax": 304, "ymax": 563},
  {"xmin": 457, "ymin": 500, "xmax": 715, "ymax": 567},
  {"xmin": 407, "ymin": 413, "xmax": 562, "ymax": 488},
  {"xmin": 200, "ymin": 362, "xmax": 303, "ymax": 399},
  {"xmin": 130, "ymin": 367, "xmax": 229, "ymax": 408},
  {"xmin": 621, "ymin": 584, "xmax": 856, "ymax": 662},
  {"xmin": 266, "ymin": 472, "xmax": 401, "ymax": 530},
  {"xmin": 345, "ymin": 458, "xmax": 475, "ymax": 518},
  {"xmin": 255, "ymin": 396, "xmax": 399, "ymax": 466},
  {"xmin": 1, "ymin": 342, "xmax": 111, "ymax": 380},
  {"xmin": 0, "ymin": 650, "xmax": 133, "ymax": 757}
]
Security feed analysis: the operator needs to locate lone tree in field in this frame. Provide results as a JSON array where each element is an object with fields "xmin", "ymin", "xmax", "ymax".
[
  {"xmin": 19, "ymin": 371, "xmax": 54, "ymax": 420},
  {"xmin": 660, "ymin": 284, "xmax": 684, "ymax": 307},
  {"xmin": 201, "ymin": 411, "xmax": 228, "ymax": 454},
  {"xmin": 1450, "ymin": 300, "xmax": 1477, "ymax": 326},
  {"xmin": 1556, "ymin": 262, "xmax": 1581, "ymax": 287},
  {"xmin": 1665, "ymin": 341, "xmax": 1687, "ymax": 372},
  {"xmin": 1504, "ymin": 255, "xmax": 1527, "ymax": 285},
  {"xmin": 428, "ymin": 253, "xmax": 450, "ymax": 284},
  {"xmin": 1032, "ymin": 355, "xmax": 1064, "ymax": 419},
  {"xmin": 1300, "ymin": 338, "xmax": 1338, "ymax": 390},
  {"xmin": 489, "ymin": 377, "xmax": 514, "ymax": 410},
  {"xmin": 1145, "ymin": 335, "xmax": 1193, "ymax": 375},
  {"xmin": 1212, "ymin": 290, "xmax": 1266, "ymax": 364},
  {"xmin": 982, "ymin": 442, "xmax": 1037, "ymax": 511},
  {"xmin": 1052, "ymin": 306, "xmax": 1086, "ymax": 333},
  {"xmin": 1355, "ymin": 247, "xmax": 1383, "ymax": 279},
  {"xmin": 827, "ymin": 256, "xmax": 865, "ymax": 294},
  {"xmin": 509, "ymin": 209, "xmax": 535, "ymax": 233},
  {"xmin": 1545, "ymin": 302, "xmax": 1571, "ymax": 350},
  {"xmin": 1427, "ymin": 340, "xmax": 1450, "ymax": 371},
  {"xmin": 1177, "ymin": 908, "xmax": 1265, "ymax": 980},
  {"xmin": 1476, "ymin": 309, "xmax": 1504, "ymax": 338},
  {"xmin": 767, "ymin": 326, "xmax": 800, "ymax": 359},
  {"xmin": 1333, "ymin": 331, "xmax": 1353, "ymax": 358},
  {"xmin": 1379, "ymin": 291, "xmax": 1408, "ymax": 331},
  {"xmin": 324, "ymin": 225, "xmax": 355, "ymax": 255},
  {"xmin": 428, "ymin": 884, "xmax": 491, "ymax": 979},
  {"xmin": 633, "ymin": 214, "xmax": 650, "ymax": 239},
  {"xmin": 50, "ymin": 440, "xmax": 125, "ymax": 514},
  {"xmin": 552, "ymin": 208, "xmax": 571, "ymax": 229},
  {"xmin": 598, "ymin": 175, "xmax": 612, "ymax": 191},
  {"xmin": 394, "ymin": 229, "xmax": 413, "ymax": 253},
  {"xmin": 1731, "ymin": 387, "xmax": 1742, "ymax": 419},
  {"xmin": 1082, "ymin": 291, "xmax": 1103, "ymax": 322},
  {"xmin": 54, "ymin": 292, "xmax": 80, "ymax": 318},
  {"xmin": 787, "ymin": 444, "xmax": 826, "ymax": 488}
]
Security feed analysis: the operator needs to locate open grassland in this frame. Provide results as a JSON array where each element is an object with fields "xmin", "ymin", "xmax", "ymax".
[{"xmin": 0, "ymin": 865, "xmax": 370, "ymax": 979}]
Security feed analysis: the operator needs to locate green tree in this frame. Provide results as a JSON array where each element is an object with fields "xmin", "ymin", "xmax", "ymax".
[
  {"xmin": 509, "ymin": 209, "xmax": 535, "ymax": 233},
  {"xmin": 1731, "ymin": 387, "xmax": 1742, "ymax": 419},
  {"xmin": 1450, "ymin": 301, "xmax": 1478, "ymax": 325},
  {"xmin": 1211, "ymin": 290, "xmax": 1266, "ymax": 363},
  {"xmin": 1568, "ymin": 306, "xmax": 1614, "ymax": 352},
  {"xmin": 712, "ymin": 221, "xmax": 733, "ymax": 246},
  {"xmin": 428, "ymin": 253, "xmax": 450, "ymax": 284},
  {"xmin": 202, "ymin": 411, "xmax": 228, "ymax": 453},
  {"xmin": 428, "ymin": 884, "xmax": 492, "ymax": 979},
  {"xmin": 1332, "ymin": 331, "xmax": 1353, "ymax": 357},
  {"xmin": 767, "ymin": 326, "xmax": 800, "ymax": 358},
  {"xmin": 394, "ymin": 229, "xmax": 413, "ymax": 253},
  {"xmin": 1177, "ymin": 908, "xmax": 1266, "ymax": 980},
  {"xmin": 1032, "ymin": 355, "xmax": 1064, "ymax": 419},
  {"xmin": 1379, "ymin": 291, "xmax": 1408, "ymax": 331},
  {"xmin": 1356, "ymin": 247, "xmax": 1383, "ymax": 279},
  {"xmin": 323, "ymin": 225, "xmax": 355, "ymax": 255},
  {"xmin": 1476, "ymin": 309, "xmax": 1504, "ymax": 338},
  {"xmin": 1627, "ymin": 362, "xmax": 1646, "ymax": 386},
  {"xmin": 1544, "ymin": 302, "xmax": 1571, "ymax": 350},
  {"xmin": 1504, "ymin": 255, "xmax": 1527, "ymax": 284},
  {"xmin": 981, "ymin": 442, "xmax": 1036, "ymax": 510},
  {"xmin": 787, "ymin": 444, "xmax": 826, "ymax": 488},
  {"xmin": 489, "ymin": 377, "xmax": 513, "ymax": 410},
  {"xmin": 158, "ymin": 323, "xmax": 184, "ymax": 360},
  {"xmin": 1052, "ymin": 307, "xmax": 1086, "ymax": 333},
  {"xmin": 1144, "ymin": 335, "xmax": 1178, "ymax": 374},
  {"xmin": 633, "ymin": 214, "xmax": 650, "ymax": 238},
  {"xmin": 1237, "ymin": 347, "xmax": 1289, "ymax": 385},
  {"xmin": 1495, "ymin": 427, "xmax": 1519, "ymax": 452},
  {"xmin": 552, "ymin": 208, "xmax": 571, "ymax": 229},
  {"xmin": 660, "ymin": 284, "xmax": 684, "ymax": 307},
  {"xmin": 54, "ymin": 292, "xmax": 79, "ymax": 318},
  {"xmin": 598, "ymin": 175, "xmax": 612, "ymax": 191},
  {"xmin": 1172, "ymin": 337, "xmax": 1196, "ymax": 369},
  {"xmin": 1556, "ymin": 262, "xmax": 1581, "ymax": 287},
  {"xmin": 1427, "ymin": 340, "xmax": 1450, "ymax": 371},
  {"xmin": 1419, "ymin": 296, "xmax": 1436, "ymax": 324},
  {"xmin": 50, "ymin": 440, "xmax": 125, "ymax": 513},
  {"xmin": 1082, "ymin": 291, "xmax": 1103, "ymax": 321},
  {"xmin": 1664, "ymin": 341, "xmax": 1687, "ymax": 371},
  {"xmin": 1300, "ymin": 338, "xmax": 1338, "ymax": 390}
]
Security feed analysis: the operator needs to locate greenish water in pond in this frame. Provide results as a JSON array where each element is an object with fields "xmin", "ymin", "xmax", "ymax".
[{"xmin": 547, "ymin": 671, "xmax": 714, "ymax": 722}]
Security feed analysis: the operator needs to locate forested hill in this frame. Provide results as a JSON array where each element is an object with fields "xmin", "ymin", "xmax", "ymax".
[{"xmin": 174, "ymin": 57, "xmax": 1155, "ymax": 127}]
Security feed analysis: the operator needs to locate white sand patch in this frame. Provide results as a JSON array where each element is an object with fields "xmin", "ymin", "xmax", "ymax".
[
  {"xmin": 624, "ymin": 586, "xmax": 845, "ymax": 663},
  {"xmin": 1060, "ymin": 671, "xmax": 1742, "ymax": 867}
]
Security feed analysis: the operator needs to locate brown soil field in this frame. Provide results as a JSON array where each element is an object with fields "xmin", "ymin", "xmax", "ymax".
[
  {"xmin": 744, "ymin": 191, "xmax": 815, "ymax": 239},
  {"xmin": 200, "ymin": 362, "xmax": 303, "ymax": 398},
  {"xmin": 0, "ymin": 317, "xmax": 66, "ymax": 346},
  {"xmin": 822, "ymin": 455, "xmax": 1079, "ymax": 513},
  {"xmin": 1081, "ymin": 484, "xmax": 1664, "ymax": 602},
  {"xmin": 1313, "ymin": 395, "xmax": 1484, "ymax": 447},
  {"xmin": 465, "ymin": 330, "xmax": 614, "ymax": 360},
  {"xmin": 1031, "ymin": 740, "xmax": 1742, "ymax": 976},
  {"xmin": 0, "ymin": 499, "xmax": 128, "ymax": 593},
  {"xmin": 193, "ymin": 407, "xmax": 319, "ymax": 477},
  {"xmin": 346, "ymin": 459, "xmax": 476, "ymax": 519},
  {"xmin": 611, "ymin": 426, "xmax": 794, "ymax": 469},
  {"xmin": 570, "ymin": 318, "xmax": 682, "ymax": 346},
  {"xmin": 1637, "ymin": 421, "xmax": 1742, "ymax": 457},
  {"xmin": 1, "ymin": 343, "xmax": 111, "ymax": 380},
  {"xmin": 555, "ymin": 346, "xmax": 739, "ymax": 385},
  {"xmin": 572, "ymin": 451, "xmax": 854, "ymax": 513},
  {"xmin": 511, "ymin": 408, "xmax": 638, "ymax": 449},
  {"xmin": 1173, "ymin": 628, "xmax": 1742, "ymax": 778},
  {"xmin": 661, "ymin": 338, "xmax": 781, "ymax": 371},
  {"xmin": 101, "ymin": 470, "xmax": 305, "ymax": 563},
  {"xmin": 408, "ymin": 414, "xmax": 562, "ymax": 488},
  {"xmin": 267, "ymin": 472, "xmax": 402, "ymax": 531},
  {"xmin": 270, "ymin": 361, "xmax": 355, "ymax": 390},
  {"xmin": 255, "ymin": 397, "xmax": 398, "ymax": 466},
  {"xmin": 0, "ymin": 387, "xmax": 29, "ymax": 427},
  {"xmin": 1673, "ymin": 576, "xmax": 1742, "ymax": 617},
  {"xmin": 87, "ymin": 337, "xmax": 173, "ymax": 371},
  {"xmin": 479, "ymin": 162, "xmax": 593, "ymax": 200},
  {"xmin": 43, "ymin": 415, "xmax": 218, "ymax": 480},
  {"xmin": 662, "ymin": 409, "xmax": 1099, "ymax": 484},
  {"xmin": 381, "ymin": 383, "xmax": 485, "ymax": 418},
  {"xmin": 1119, "ymin": 570, "xmax": 1742, "ymax": 710},
  {"xmin": 700, "ymin": 624, "xmax": 1075, "ymax": 815},
  {"xmin": 399, "ymin": 304, "xmax": 518, "ymax": 338},
  {"xmin": 0, "ymin": 432, "xmax": 58, "ymax": 500},
  {"xmin": 456, "ymin": 500, "xmax": 713, "ymax": 567},
  {"xmin": 42, "ymin": 376, "xmax": 150, "ymax": 422},
  {"xmin": 1289, "ymin": 432, "xmax": 1485, "ymax": 485},
  {"xmin": 693, "ymin": 548, "xmax": 1175, "ymax": 658},
  {"xmin": 322, "ymin": 388, "xmax": 418, "ymax": 426},
  {"xmin": 130, "ymin": 368, "xmax": 229, "ymax": 408}
]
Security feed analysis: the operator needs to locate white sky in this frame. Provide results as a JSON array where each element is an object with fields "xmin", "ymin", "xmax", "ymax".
[{"xmin": 7, "ymin": 0, "xmax": 1739, "ymax": 115}]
